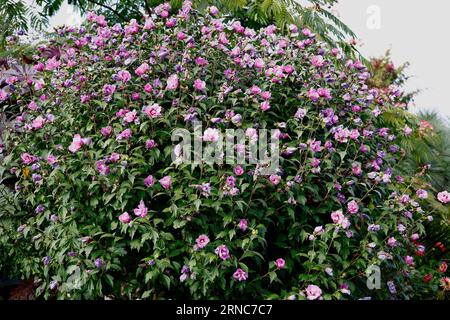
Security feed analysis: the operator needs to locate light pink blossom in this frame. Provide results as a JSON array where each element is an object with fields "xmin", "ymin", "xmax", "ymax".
[
  {"xmin": 305, "ymin": 285, "xmax": 322, "ymax": 300},
  {"xmin": 144, "ymin": 104, "xmax": 162, "ymax": 118},
  {"xmin": 311, "ymin": 55, "xmax": 324, "ymax": 67},
  {"xmin": 203, "ymin": 128, "xmax": 220, "ymax": 142},
  {"xmin": 347, "ymin": 200, "xmax": 359, "ymax": 214},
  {"xmin": 195, "ymin": 234, "xmax": 210, "ymax": 249},
  {"xmin": 119, "ymin": 212, "xmax": 131, "ymax": 224},
  {"xmin": 117, "ymin": 70, "xmax": 131, "ymax": 83},
  {"xmin": 437, "ymin": 191, "xmax": 449, "ymax": 204},
  {"xmin": 135, "ymin": 63, "xmax": 149, "ymax": 76},
  {"xmin": 116, "ymin": 128, "xmax": 132, "ymax": 141},
  {"xmin": 32, "ymin": 116, "xmax": 46, "ymax": 130},
  {"xmin": 133, "ymin": 200, "xmax": 148, "ymax": 218},
  {"xmin": 260, "ymin": 101, "xmax": 270, "ymax": 112},
  {"xmin": 166, "ymin": 74, "xmax": 179, "ymax": 90},
  {"xmin": 159, "ymin": 175, "xmax": 172, "ymax": 189},
  {"xmin": 194, "ymin": 79, "xmax": 206, "ymax": 91},
  {"xmin": 269, "ymin": 174, "xmax": 281, "ymax": 186},
  {"xmin": 68, "ymin": 134, "xmax": 85, "ymax": 153},
  {"xmin": 331, "ymin": 210, "xmax": 345, "ymax": 224}
]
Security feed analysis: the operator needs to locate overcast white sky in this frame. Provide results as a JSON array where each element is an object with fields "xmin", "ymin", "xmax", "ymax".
[
  {"xmin": 334, "ymin": 0, "xmax": 450, "ymax": 119},
  {"xmin": 47, "ymin": 0, "xmax": 450, "ymax": 119}
]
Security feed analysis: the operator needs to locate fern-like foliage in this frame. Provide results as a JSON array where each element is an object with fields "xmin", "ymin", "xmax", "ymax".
[
  {"xmin": 0, "ymin": 0, "xmax": 49, "ymax": 48},
  {"xmin": 1, "ymin": 0, "xmax": 359, "ymax": 57},
  {"xmin": 368, "ymin": 51, "xmax": 450, "ymax": 258}
]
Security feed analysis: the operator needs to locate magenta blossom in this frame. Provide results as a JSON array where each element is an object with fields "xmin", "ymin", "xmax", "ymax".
[
  {"xmin": 352, "ymin": 164, "xmax": 362, "ymax": 176},
  {"xmin": 0, "ymin": 89, "xmax": 9, "ymax": 101},
  {"xmin": 146, "ymin": 139, "xmax": 156, "ymax": 149},
  {"xmin": 47, "ymin": 154, "xmax": 57, "ymax": 165},
  {"xmin": 309, "ymin": 139, "xmax": 322, "ymax": 153},
  {"xmin": 28, "ymin": 101, "xmax": 38, "ymax": 110},
  {"xmin": 238, "ymin": 219, "xmax": 248, "ymax": 231},
  {"xmin": 195, "ymin": 57, "xmax": 209, "ymax": 66},
  {"xmin": 260, "ymin": 91, "xmax": 271, "ymax": 100},
  {"xmin": 254, "ymin": 58, "xmax": 264, "ymax": 69},
  {"xmin": 250, "ymin": 85, "xmax": 261, "ymax": 95},
  {"xmin": 215, "ymin": 245, "xmax": 230, "ymax": 260},
  {"xmin": 387, "ymin": 237, "xmax": 398, "ymax": 247},
  {"xmin": 101, "ymin": 126, "xmax": 113, "ymax": 137},
  {"xmin": 331, "ymin": 210, "xmax": 345, "ymax": 224},
  {"xmin": 144, "ymin": 175, "xmax": 155, "ymax": 188},
  {"xmin": 416, "ymin": 189, "xmax": 428, "ymax": 199},
  {"xmin": 288, "ymin": 24, "xmax": 298, "ymax": 34},
  {"xmin": 233, "ymin": 268, "xmax": 248, "ymax": 282},
  {"xmin": 275, "ymin": 258, "xmax": 286, "ymax": 269},
  {"xmin": 317, "ymin": 88, "xmax": 331, "ymax": 100},
  {"xmin": 144, "ymin": 83, "xmax": 153, "ymax": 93},
  {"xmin": 295, "ymin": 108, "xmax": 307, "ymax": 119},
  {"xmin": 144, "ymin": 103, "xmax": 162, "ymax": 118},
  {"xmin": 234, "ymin": 165, "xmax": 244, "ymax": 176},
  {"xmin": 308, "ymin": 88, "xmax": 320, "ymax": 101},
  {"xmin": 96, "ymin": 160, "xmax": 110, "ymax": 175},
  {"xmin": 260, "ymin": 101, "xmax": 270, "ymax": 112},
  {"xmin": 403, "ymin": 125, "xmax": 413, "ymax": 135},
  {"xmin": 109, "ymin": 153, "xmax": 120, "ymax": 163},
  {"xmin": 32, "ymin": 116, "xmax": 46, "ymax": 130},
  {"xmin": 226, "ymin": 176, "xmax": 236, "ymax": 187},
  {"xmin": 311, "ymin": 55, "xmax": 324, "ymax": 67},
  {"xmin": 123, "ymin": 110, "xmax": 138, "ymax": 124},
  {"xmin": 208, "ymin": 6, "xmax": 219, "ymax": 16},
  {"xmin": 405, "ymin": 255, "xmax": 414, "ymax": 266}
]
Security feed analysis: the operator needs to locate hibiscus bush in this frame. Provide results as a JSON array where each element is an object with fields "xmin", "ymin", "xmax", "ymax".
[{"xmin": 1, "ymin": 1, "xmax": 449, "ymax": 299}]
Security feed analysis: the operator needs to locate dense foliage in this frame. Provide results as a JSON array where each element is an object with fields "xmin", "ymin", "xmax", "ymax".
[{"xmin": 0, "ymin": 2, "xmax": 449, "ymax": 299}]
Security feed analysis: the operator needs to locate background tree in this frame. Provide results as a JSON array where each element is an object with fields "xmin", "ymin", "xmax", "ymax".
[
  {"xmin": 402, "ymin": 111, "xmax": 450, "ymax": 193},
  {"xmin": 0, "ymin": 0, "xmax": 49, "ymax": 48},
  {"xmin": 368, "ymin": 51, "xmax": 450, "ymax": 193},
  {"xmin": 1, "ymin": 0, "xmax": 361, "ymax": 57},
  {"xmin": 368, "ymin": 51, "xmax": 450, "ymax": 268}
]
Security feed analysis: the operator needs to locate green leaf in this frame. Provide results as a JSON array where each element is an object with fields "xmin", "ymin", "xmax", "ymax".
[{"xmin": 269, "ymin": 271, "xmax": 277, "ymax": 284}]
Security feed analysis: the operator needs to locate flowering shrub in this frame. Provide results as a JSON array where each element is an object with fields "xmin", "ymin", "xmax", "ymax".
[{"xmin": 0, "ymin": 1, "xmax": 449, "ymax": 299}]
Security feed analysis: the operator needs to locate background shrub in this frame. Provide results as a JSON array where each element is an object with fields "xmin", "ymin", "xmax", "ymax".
[{"xmin": 0, "ymin": 2, "xmax": 448, "ymax": 299}]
